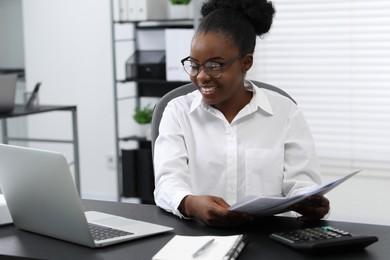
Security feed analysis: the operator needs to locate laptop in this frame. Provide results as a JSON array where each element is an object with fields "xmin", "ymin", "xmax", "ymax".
[
  {"xmin": 0, "ymin": 74, "xmax": 17, "ymax": 113},
  {"xmin": 0, "ymin": 144, "xmax": 173, "ymax": 247}
]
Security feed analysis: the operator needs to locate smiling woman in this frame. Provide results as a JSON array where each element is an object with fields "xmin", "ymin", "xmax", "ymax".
[{"xmin": 153, "ymin": 0, "xmax": 330, "ymax": 227}]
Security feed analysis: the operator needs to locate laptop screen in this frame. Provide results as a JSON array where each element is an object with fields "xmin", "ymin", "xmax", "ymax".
[{"xmin": 0, "ymin": 74, "xmax": 18, "ymax": 113}]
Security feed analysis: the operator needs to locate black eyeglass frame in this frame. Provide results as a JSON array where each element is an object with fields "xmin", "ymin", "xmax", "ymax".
[{"xmin": 180, "ymin": 54, "xmax": 245, "ymax": 79}]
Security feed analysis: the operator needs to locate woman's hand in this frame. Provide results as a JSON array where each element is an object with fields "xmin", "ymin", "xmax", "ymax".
[
  {"xmin": 290, "ymin": 195, "xmax": 330, "ymax": 220},
  {"xmin": 179, "ymin": 195, "xmax": 254, "ymax": 227}
]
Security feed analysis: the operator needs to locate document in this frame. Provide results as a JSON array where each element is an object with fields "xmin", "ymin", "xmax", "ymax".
[
  {"xmin": 229, "ymin": 170, "xmax": 362, "ymax": 217},
  {"xmin": 152, "ymin": 234, "xmax": 247, "ymax": 260}
]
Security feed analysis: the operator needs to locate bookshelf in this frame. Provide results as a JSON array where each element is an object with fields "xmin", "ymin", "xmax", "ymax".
[{"xmin": 110, "ymin": 0, "xmax": 199, "ymax": 202}]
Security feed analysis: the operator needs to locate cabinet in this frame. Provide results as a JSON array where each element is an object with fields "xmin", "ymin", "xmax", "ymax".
[{"xmin": 111, "ymin": 1, "xmax": 198, "ymax": 202}]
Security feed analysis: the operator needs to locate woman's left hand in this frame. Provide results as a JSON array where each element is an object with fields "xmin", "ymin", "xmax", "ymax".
[{"xmin": 290, "ymin": 195, "xmax": 330, "ymax": 220}]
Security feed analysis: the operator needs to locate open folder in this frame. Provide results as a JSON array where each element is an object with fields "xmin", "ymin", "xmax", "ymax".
[{"xmin": 229, "ymin": 170, "xmax": 362, "ymax": 217}]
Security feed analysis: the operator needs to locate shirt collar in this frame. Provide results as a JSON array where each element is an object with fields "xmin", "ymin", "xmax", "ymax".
[
  {"xmin": 189, "ymin": 89, "xmax": 203, "ymax": 113},
  {"xmin": 189, "ymin": 80, "xmax": 274, "ymax": 115},
  {"xmin": 246, "ymin": 80, "xmax": 274, "ymax": 116}
]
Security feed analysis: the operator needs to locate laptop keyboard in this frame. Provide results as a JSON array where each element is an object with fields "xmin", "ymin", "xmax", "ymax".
[{"xmin": 88, "ymin": 223, "xmax": 134, "ymax": 241}]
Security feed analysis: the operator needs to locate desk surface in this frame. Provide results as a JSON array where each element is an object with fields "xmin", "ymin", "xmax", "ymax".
[
  {"xmin": 0, "ymin": 199, "xmax": 388, "ymax": 260},
  {"xmin": 0, "ymin": 104, "xmax": 76, "ymax": 119}
]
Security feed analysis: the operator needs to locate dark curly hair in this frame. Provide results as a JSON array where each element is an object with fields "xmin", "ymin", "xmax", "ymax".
[{"xmin": 198, "ymin": 0, "xmax": 275, "ymax": 55}]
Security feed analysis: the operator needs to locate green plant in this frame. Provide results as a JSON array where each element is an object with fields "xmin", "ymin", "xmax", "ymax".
[
  {"xmin": 170, "ymin": 0, "xmax": 191, "ymax": 4},
  {"xmin": 133, "ymin": 104, "xmax": 153, "ymax": 124}
]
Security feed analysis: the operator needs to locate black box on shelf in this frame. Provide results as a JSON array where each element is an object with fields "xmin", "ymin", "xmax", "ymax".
[{"xmin": 125, "ymin": 51, "xmax": 166, "ymax": 80}]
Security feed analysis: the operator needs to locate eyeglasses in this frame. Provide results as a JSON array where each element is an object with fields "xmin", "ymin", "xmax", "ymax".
[{"xmin": 180, "ymin": 55, "xmax": 244, "ymax": 79}]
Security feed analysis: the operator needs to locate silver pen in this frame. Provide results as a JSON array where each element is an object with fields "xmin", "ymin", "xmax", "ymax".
[{"xmin": 192, "ymin": 238, "xmax": 215, "ymax": 258}]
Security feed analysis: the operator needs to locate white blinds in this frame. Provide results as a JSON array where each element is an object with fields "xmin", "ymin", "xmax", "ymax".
[{"xmin": 247, "ymin": 0, "xmax": 390, "ymax": 175}]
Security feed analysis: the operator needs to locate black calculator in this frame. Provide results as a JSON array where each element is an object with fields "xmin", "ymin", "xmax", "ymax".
[{"xmin": 270, "ymin": 226, "xmax": 378, "ymax": 252}]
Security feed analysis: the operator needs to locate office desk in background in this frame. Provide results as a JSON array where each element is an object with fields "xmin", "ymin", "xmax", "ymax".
[
  {"xmin": 0, "ymin": 104, "xmax": 80, "ymax": 192},
  {"xmin": 0, "ymin": 199, "xmax": 388, "ymax": 260}
]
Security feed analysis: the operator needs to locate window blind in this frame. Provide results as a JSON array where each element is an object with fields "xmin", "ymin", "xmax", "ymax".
[{"xmin": 247, "ymin": 0, "xmax": 390, "ymax": 175}]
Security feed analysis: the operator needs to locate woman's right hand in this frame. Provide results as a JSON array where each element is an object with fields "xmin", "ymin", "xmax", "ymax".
[{"xmin": 179, "ymin": 195, "xmax": 253, "ymax": 227}]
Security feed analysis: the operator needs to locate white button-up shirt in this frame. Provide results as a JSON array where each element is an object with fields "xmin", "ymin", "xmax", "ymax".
[{"xmin": 154, "ymin": 80, "xmax": 322, "ymax": 217}]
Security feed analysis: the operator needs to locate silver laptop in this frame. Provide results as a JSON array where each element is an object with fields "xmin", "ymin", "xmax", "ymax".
[
  {"xmin": 0, "ymin": 74, "xmax": 17, "ymax": 113},
  {"xmin": 0, "ymin": 144, "xmax": 173, "ymax": 247}
]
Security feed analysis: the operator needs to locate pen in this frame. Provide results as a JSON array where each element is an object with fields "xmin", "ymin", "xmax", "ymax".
[{"xmin": 192, "ymin": 238, "xmax": 215, "ymax": 258}]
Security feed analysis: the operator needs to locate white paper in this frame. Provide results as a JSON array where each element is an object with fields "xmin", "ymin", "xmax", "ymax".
[
  {"xmin": 152, "ymin": 235, "xmax": 241, "ymax": 260},
  {"xmin": 229, "ymin": 170, "xmax": 362, "ymax": 217},
  {"xmin": 0, "ymin": 194, "xmax": 13, "ymax": 225},
  {"xmin": 0, "ymin": 194, "xmax": 6, "ymax": 206}
]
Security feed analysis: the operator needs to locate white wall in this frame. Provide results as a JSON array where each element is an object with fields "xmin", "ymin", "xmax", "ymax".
[
  {"xmin": 323, "ymin": 173, "xmax": 390, "ymax": 226},
  {"xmin": 22, "ymin": 0, "xmax": 118, "ymax": 200}
]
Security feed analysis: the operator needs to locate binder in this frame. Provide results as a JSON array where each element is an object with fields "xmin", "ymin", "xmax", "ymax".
[
  {"xmin": 127, "ymin": 0, "xmax": 168, "ymax": 21},
  {"xmin": 121, "ymin": 149, "xmax": 154, "ymax": 202},
  {"xmin": 118, "ymin": 0, "xmax": 128, "ymax": 21}
]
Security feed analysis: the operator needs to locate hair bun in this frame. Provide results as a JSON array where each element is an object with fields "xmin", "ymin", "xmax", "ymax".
[{"xmin": 201, "ymin": 0, "xmax": 275, "ymax": 36}]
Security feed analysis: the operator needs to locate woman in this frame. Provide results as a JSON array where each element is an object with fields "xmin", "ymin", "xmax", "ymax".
[{"xmin": 154, "ymin": 0, "xmax": 329, "ymax": 227}]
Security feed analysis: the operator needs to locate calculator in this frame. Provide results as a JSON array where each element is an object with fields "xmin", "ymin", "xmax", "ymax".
[{"xmin": 270, "ymin": 226, "xmax": 378, "ymax": 252}]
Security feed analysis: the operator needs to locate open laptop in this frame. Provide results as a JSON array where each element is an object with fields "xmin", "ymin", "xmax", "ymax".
[
  {"xmin": 0, "ymin": 144, "xmax": 173, "ymax": 247},
  {"xmin": 0, "ymin": 74, "xmax": 17, "ymax": 113}
]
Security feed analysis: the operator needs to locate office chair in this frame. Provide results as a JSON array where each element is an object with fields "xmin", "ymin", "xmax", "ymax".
[{"xmin": 151, "ymin": 80, "xmax": 296, "ymax": 156}]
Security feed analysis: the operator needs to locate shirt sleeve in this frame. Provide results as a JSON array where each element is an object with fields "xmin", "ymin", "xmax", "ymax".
[
  {"xmin": 282, "ymin": 106, "xmax": 323, "ymax": 197},
  {"xmin": 153, "ymin": 101, "xmax": 193, "ymax": 218}
]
